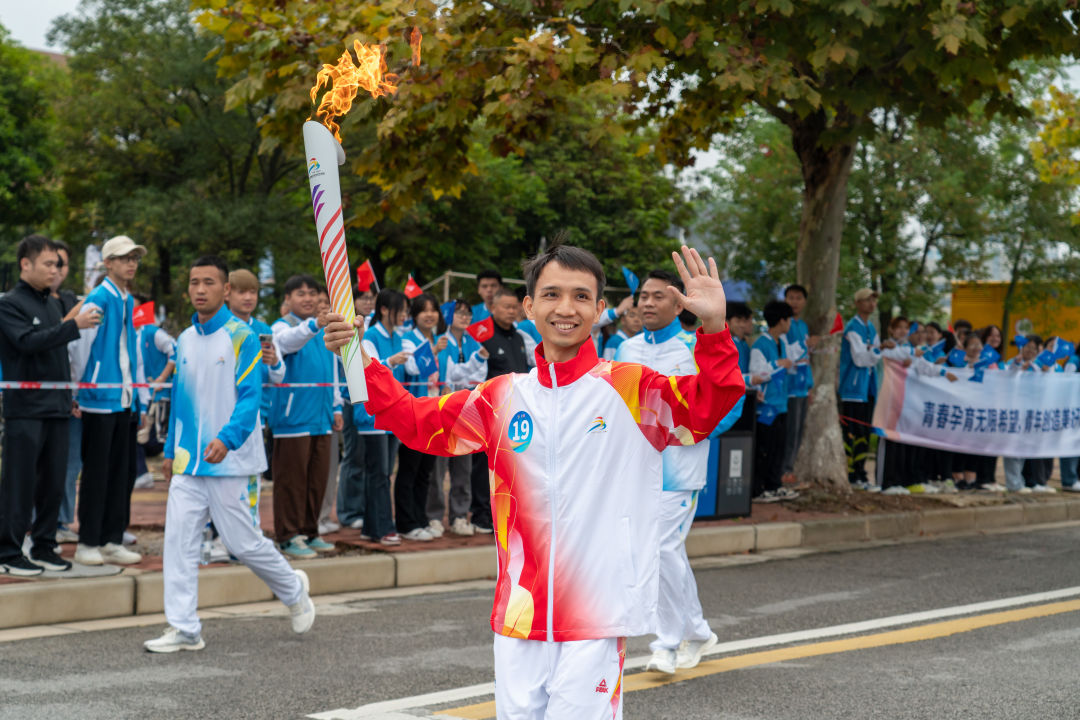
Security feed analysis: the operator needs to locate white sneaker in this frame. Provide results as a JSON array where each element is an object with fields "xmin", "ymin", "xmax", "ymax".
[
  {"xmin": 450, "ymin": 517, "xmax": 475, "ymax": 536},
  {"xmin": 1064, "ymin": 484, "xmax": 1080, "ymax": 493},
  {"xmin": 646, "ymin": 648, "xmax": 677, "ymax": 674},
  {"xmin": 288, "ymin": 569, "xmax": 316, "ymax": 634},
  {"xmin": 101, "ymin": 542, "xmax": 142, "ymax": 565},
  {"xmin": 428, "ymin": 520, "xmax": 445, "ymax": 538},
  {"xmin": 348, "ymin": 518, "xmax": 364, "ymax": 530},
  {"xmin": 1016, "ymin": 487, "xmax": 1033, "ymax": 494},
  {"xmin": 56, "ymin": 526, "xmax": 79, "ymax": 544},
  {"xmin": 1033, "ymin": 484, "xmax": 1057, "ymax": 494},
  {"xmin": 979, "ymin": 483, "xmax": 1006, "ymax": 493},
  {"xmin": 144, "ymin": 626, "xmax": 205, "ymax": 653},
  {"xmin": 402, "ymin": 528, "xmax": 434, "ymax": 542},
  {"xmin": 882, "ymin": 486, "xmax": 910, "ymax": 495},
  {"xmin": 133, "ymin": 472, "xmax": 154, "ymax": 489},
  {"xmin": 123, "ymin": 531, "xmax": 137, "ymax": 545},
  {"xmin": 74, "ymin": 544, "xmax": 104, "ymax": 566},
  {"xmin": 317, "ymin": 520, "xmax": 341, "ymax": 535},
  {"xmin": 208, "ymin": 538, "xmax": 231, "ymax": 564},
  {"xmin": 676, "ymin": 632, "xmax": 719, "ymax": 670}
]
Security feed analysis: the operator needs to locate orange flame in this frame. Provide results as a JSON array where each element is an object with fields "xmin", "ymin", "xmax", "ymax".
[{"xmin": 310, "ymin": 31, "xmax": 422, "ymax": 143}]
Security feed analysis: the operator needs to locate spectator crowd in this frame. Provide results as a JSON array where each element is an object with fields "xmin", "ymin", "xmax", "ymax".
[{"xmin": 1, "ymin": 233, "xmax": 1078, "ymax": 576}]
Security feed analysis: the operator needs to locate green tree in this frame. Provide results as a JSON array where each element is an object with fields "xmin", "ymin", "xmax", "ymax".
[
  {"xmin": 1031, "ymin": 85, "xmax": 1080, "ymax": 225},
  {"xmin": 196, "ymin": 0, "xmax": 1079, "ymax": 488},
  {"xmin": 49, "ymin": 0, "xmax": 311, "ymax": 319},
  {"xmin": 0, "ymin": 25, "xmax": 64, "ymax": 282}
]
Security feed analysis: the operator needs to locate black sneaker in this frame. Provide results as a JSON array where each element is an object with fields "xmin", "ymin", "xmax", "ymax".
[
  {"xmin": 30, "ymin": 548, "xmax": 72, "ymax": 572},
  {"xmin": 1, "ymin": 555, "xmax": 45, "ymax": 577}
]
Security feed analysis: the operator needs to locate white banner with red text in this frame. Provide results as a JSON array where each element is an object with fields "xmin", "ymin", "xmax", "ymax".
[{"xmin": 872, "ymin": 360, "xmax": 1080, "ymax": 458}]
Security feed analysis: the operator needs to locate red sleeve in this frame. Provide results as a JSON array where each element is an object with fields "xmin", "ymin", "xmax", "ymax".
[
  {"xmin": 362, "ymin": 360, "xmax": 494, "ymax": 456},
  {"xmin": 602, "ymin": 328, "xmax": 745, "ymax": 452}
]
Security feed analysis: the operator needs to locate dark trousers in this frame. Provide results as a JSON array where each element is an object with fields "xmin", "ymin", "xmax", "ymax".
[
  {"xmin": 394, "ymin": 445, "xmax": 435, "ymax": 534},
  {"xmin": 272, "ymin": 435, "xmax": 331, "ymax": 542},
  {"xmin": 0, "ymin": 417, "xmax": 68, "ymax": 561},
  {"xmin": 79, "ymin": 410, "xmax": 136, "ymax": 547},
  {"xmin": 879, "ymin": 439, "xmax": 908, "ymax": 489},
  {"xmin": 358, "ymin": 434, "xmax": 396, "ymax": 539},
  {"xmin": 1023, "ymin": 458, "xmax": 1053, "ymax": 487},
  {"xmin": 469, "ymin": 451, "xmax": 493, "ymax": 530},
  {"xmin": 753, "ymin": 413, "xmax": 787, "ymax": 496},
  {"xmin": 975, "ymin": 455, "xmax": 998, "ymax": 486},
  {"xmin": 841, "ymin": 400, "xmax": 873, "ymax": 483},
  {"xmin": 336, "ymin": 411, "xmax": 366, "ymax": 526}
]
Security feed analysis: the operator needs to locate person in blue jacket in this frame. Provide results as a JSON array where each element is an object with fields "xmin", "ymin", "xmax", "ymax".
[
  {"xmin": 471, "ymin": 269, "xmax": 503, "ymax": 323},
  {"xmin": 68, "ymin": 235, "xmax": 148, "ymax": 567},
  {"xmin": 781, "ymin": 284, "xmax": 816, "ymax": 478},
  {"xmin": 750, "ymin": 301, "xmax": 795, "ymax": 501},
  {"xmin": 838, "ymin": 288, "xmax": 893, "ymax": 489},
  {"xmin": 270, "ymin": 275, "xmax": 342, "ymax": 559},
  {"xmin": 359, "ymin": 289, "xmax": 411, "ymax": 545}
]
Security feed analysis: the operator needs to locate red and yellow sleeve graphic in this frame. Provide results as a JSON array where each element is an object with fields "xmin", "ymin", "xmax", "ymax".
[
  {"xmin": 363, "ymin": 359, "xmax": 495, "ymax": 456},
  {"xmin": 598, "ymin": 328, "xmax": 745, "ymax": 451}
]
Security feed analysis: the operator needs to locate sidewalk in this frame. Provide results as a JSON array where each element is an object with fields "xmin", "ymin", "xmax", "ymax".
[{"xmin": 4, "ymin": 471, "xmax": 1080, "ymax": 629}]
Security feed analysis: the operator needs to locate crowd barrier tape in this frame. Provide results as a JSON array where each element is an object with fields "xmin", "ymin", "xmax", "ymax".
[{"xmin": 0, "ymin": 380, "xmax": 476, "ymax": 390}]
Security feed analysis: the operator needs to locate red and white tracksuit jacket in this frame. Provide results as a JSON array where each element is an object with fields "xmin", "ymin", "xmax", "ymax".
[{"xmin": 362, "ymin": 328, "xmax": 744, "ymax": 642}]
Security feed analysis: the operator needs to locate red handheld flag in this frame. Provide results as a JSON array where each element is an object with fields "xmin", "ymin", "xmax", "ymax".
[
  {"xmin": 403, "ymin": 274, "xmax": 423, "ymax": 299},
  {"xmin": 356, "ymin": 260, "xmax": 376, "ymax": 292},
  {"xmin": 132, "ymin": 301, "xmax": 155, "ymax": 328},
  {"xmin": 830, "ymin": 311, "xmax": 844, "ymax": 335},
  {"xmin": 467, "ymin": 316, "xmax": 494, "ymax": 343}
]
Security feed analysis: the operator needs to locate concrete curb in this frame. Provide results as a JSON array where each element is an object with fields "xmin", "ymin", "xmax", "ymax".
[{"xmin": 3, "ymin": 498, "xmax": 1079, "ymax": 630}]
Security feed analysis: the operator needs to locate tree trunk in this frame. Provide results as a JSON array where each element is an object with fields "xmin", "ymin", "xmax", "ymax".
[{"xmin": 790, "ymin": 112, "xmax": 857, "ymax": 493}]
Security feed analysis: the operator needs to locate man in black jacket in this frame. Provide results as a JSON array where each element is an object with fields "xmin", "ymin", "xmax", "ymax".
[
  {"xmin": 468, "ymin": 288, "xmax": 530, "ymax": 533},
  {"xmin": 0, "ymin": 236, "xmax": 99, "ymax": 575}
]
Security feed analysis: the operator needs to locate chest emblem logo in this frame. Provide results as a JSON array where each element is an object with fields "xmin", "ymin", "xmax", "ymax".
[
  {"xmin": 587, "ymin": 416, "xmax": 607, "ymax": 434},
  {"xmin": 508, "ymin": 410, "xmax": 533, "ymax": 453}
]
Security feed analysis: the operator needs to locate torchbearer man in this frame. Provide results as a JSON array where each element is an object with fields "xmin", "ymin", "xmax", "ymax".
[
  {"xmin": 325, "ymin": 245, "xmax": 744, "ymax": 719},
  {"xmin": 614, "ymin": 269, "xmax": 720, "ymax": 675},
  {"xmin": 145, "ymin": 256, "xmax": 314, "ymax": 653}
]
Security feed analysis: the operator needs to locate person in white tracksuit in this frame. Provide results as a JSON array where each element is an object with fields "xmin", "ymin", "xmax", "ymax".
[
  {"xmin": 615, "ymin": 270, "xmax": 719, "ymax": 675},
  {"xmin": 144, "ymin": 255, "xmax": 315, "ymax": 653},
  {"xmin": 326, "ymin": 245, "xmax": 745, "ymax": 720}
]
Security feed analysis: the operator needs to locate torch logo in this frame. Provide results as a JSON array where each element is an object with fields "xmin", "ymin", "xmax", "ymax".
[{"xmin": 308, "ymin": 157, "xmax": 323, "ymax": 177}]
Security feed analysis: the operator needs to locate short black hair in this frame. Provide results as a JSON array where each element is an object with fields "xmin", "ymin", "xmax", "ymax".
[
  {"xmin": 191, "ymin": 255, "xmax": 229, "ymax": 281},
  {"xmin": 51, "ymin": 238, "xmax": 71, "ymax": 257},
  {"xmin": 283, "ymin": 274, "xmax": 320, "ymax": 295},
  {"xmin": 763, "ymin": 300, "xmax": 794, "ymax": 328},
  {"xmin": 451, "ymin": 297, "xmax": 471, "ymax": 316},
  {"xmin": 679, "ymin": 308, "xmax": 697, "ymax": 327},
  {"xmin": 17, "ymin": 234, "xmax": 57, "ymax": 264},
  {"xmin": 645, "ymin": 269, "xmax": 683, "ymax": 294},
  {"xmin": 954, "ymin": 319, "xmax": 973, "ymax": 332},
  {"xmin": 410, "ymin": 292, "xmax": 447, "ymax": 334},
  {"xmin": 375, "ymin": 288, "xmax": 408, "ymax": 321},
  {"xmin": 726, "ymin": 301, "xmax": 752, "ymax": 320},
  {"xmin": 784, "ymin": 284, "xmax": 808, "ymax": 299},
  {"xmin": 514, "ymin": 285, "xmax": 527, "ymax": 302},
  {"xmin": 522, "ymin": 243, "xmax": 605, "ymax": 298},
  {"xmin": 493, "ymin": 287, "xmax": 519, "ymax": 302},
  {"xmin": 1025, "ymin": 333, "xmax": 1044, "ymax": 348},
  {"xmin": 476, "ymin": 269, "xmax": 503, "ymax": 285}
]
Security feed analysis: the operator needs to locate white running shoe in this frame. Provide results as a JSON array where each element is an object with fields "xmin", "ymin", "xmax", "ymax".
[
  {"xmin": 1016, "ymin": 487, "xmax": 1034, "ymax": 494},
  {"xmin": 56, "ymin": 526, "xmax": 79, "ymax": 544},
  {"xmin": 123, "ymin": 531, "xmax": 137, "ymax": 545},
  {"xmin": 1033, "ymin": 484, "xmax": 1057, "ymax": 494},
  {"xmin": 74, "ymin": 544, "xmax": 104, "ymax": 566},
  {"xmin": 144, "ymin": 627, "xmax": 205, "ymax": 653},
  {"xmin": 317, "ymin": 520, "xmax": 340, "ymax": 535},
  {"xmin": 133, "ymin": 472, "xmax": 154, "ymax": 489},
  {"xmin": 208, "ymin": 538, "xmax": 231, "ymax": 564},
  {"xmin": 289, "ymin": 569, "xmax": 316, "ymax": 634},
  {"xmin": 882, "ymin": 486, "xmax": 910, "ymax": 495},
  {"xmin": 677, "ymin": 632, "xmax": 719, "ymax": 670},
  {"xmin": 428, "ymin": 520, "xmax": 445, "ymax": 538},
  {"xmin": 646, "ymin": 648, "xmax": 677, "ymax": 674},
  {"xmin": 450, "ymin": 517, "xmax": 475, "ymax": 536},
  {"xmin": 402, "ymin": 528, "xmax": 434, "ymax": 542},
  {"xmin": 101, "ymin": 543, "xmax": 142, "ymax": 565},
  {"xmin": 1064, "ymin": 484, "xmax": 1080, "ymax": 493},
  {"xmin": 348, "ymin": 518, "xmax": 365, "ymax": 530}
]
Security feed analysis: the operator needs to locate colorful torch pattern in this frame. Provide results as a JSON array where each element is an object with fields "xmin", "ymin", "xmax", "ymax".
[{"xmin": 303, "ymin": 120, "xmax": 367, "ymax": 402}]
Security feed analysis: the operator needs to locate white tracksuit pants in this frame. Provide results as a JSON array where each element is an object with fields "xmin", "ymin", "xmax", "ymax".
[
  {"xmin": 494, "ymin": 634, "xmax": 625, "ymax": 720},
  {"xmin": 649, "ymin": 489, "xmax": 712, "ymax": 653},
  {"xmin": 164, "ymin": 474, "xmax": 303, "ymax": 636}
]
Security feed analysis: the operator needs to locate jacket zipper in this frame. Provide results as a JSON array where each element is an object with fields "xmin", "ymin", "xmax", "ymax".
[{"xmin": 547, "ymin": 362, "xmax": 559, "ymax": 642}]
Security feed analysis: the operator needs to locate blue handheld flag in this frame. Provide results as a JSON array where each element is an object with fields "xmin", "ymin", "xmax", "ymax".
[
  {"xmin": 440, "ymin": 300, "xmax": 456, "ymax": 328},
  {"xmin": 947, "ymin": 348, "xmax": 968, "ymax": 367},
  {"xmin": 621, "ymin": 266, "xmax": 640, "ymax": 296},
  {"xmin": 413, "ymin": 340, "xmax": 438, "ymax": 378}
]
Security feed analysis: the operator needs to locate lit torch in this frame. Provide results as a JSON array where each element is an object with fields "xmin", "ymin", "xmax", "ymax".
[{"xmin": 304, "ymin": 30, "xmax": 422, "ymax": 403}]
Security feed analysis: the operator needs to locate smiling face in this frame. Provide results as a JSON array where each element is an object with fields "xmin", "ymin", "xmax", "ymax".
[
  {"xmin": 414, "ymin": 300, "xmax": 441, "ymax": 333},
  {"xmin": 523, "ymin": 261, "xmax": 605, "ymax": 360},
  {"xmin": 230, "ymin": 287, "xmax": 258, "ymax": 318},
  {"xmin": 287, "ymin": 284, "xmax": 319, "ymax": 319},
  {"xmin": 964, "ymin": 335, "xmax": 983, "ymax": 362},
  {"xmin": 638, "ymin": 277, "xmax": 682, "ymax": 332},
  {"xmin": 890, "ymin": 321, "xmax": 909, "ymax": 342},
  {"xmin": 1021, "ymin": 340, "xmax": 1040, "ymax": 362}
]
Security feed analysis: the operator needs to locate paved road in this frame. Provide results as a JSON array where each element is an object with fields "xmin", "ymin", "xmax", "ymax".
[{"xmin": 4, "ymin": 525, "xmax": 1080, "ymax": 719}]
